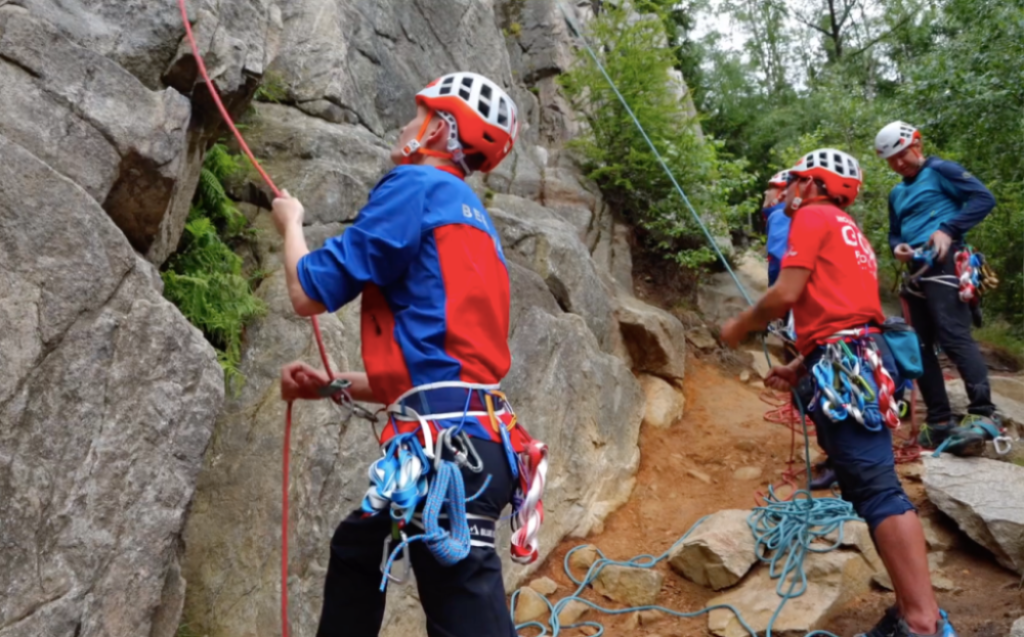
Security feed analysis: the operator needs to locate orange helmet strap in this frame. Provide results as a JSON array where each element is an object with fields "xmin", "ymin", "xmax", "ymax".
[{"xmin": 400, "ymin": 110, "xmax": 471, "ymax": 175}]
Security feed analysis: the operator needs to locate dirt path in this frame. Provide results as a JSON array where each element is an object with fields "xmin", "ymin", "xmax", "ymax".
[{"xmin": 525, "ymin": 357, "xmax": 1022, "ymax": 636}]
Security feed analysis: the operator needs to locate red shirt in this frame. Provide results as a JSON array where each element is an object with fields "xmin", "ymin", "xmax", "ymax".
[{"xmin": 781, "ymin": 204, "xmax": 885, "ymax": 355}]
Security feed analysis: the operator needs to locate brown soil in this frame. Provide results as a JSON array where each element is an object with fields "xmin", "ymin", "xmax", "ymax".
[{"xmin": 522, "ymin": 357, "xmax": 1023, "ymax": 637}]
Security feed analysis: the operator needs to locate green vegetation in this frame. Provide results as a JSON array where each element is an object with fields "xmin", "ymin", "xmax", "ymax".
[
  {"xmin": 162, "ymin": 144, "xmax": 265, "ymax": 389},
  {"xmin": 560, "ymin": 3, "xmax": 754, "ymax": 269}
]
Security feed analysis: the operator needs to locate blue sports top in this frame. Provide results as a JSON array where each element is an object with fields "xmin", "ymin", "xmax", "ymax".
[
  {"xmin": 762, "ymin": 202, "xmax": 791, "ymax": 286},
  {"xmin": 887, "ymin": 156, "xmax": 995, "ymax": 251}
]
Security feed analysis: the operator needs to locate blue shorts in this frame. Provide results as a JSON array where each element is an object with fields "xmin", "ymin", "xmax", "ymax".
[{"xmin": 797, "ymin": 333, "xmax": 915, "ymax": 530}]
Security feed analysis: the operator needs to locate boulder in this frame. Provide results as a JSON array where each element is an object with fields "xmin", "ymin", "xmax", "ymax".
[
  {"xmin": 923, "ymin": 456, "xmax": 1024, "ymax": 574},
  {"xmin": 0, "ymin": 133, "xmax": 223, "ymax": 637},
  {"xmin": 593, "ymin": 565, "xmax": 664, "ymax": 606},
  {"xmin": 639, "ymin": 374, "xmax": 685, "ymax": 429},
  {"xmin": 707, "ymin": 552, "xmax": 874, "ymax": 637},
  {"xmin": 557, "ymin": 599, "xmax": 590, "ymax": 627},
  {"xmin": 668, "ymin": 509, "xmax": 757, "ymax": 590},
  {"xmin": 514, "ymin": 587, "xmax": 550, "ymax": 625},
  {"xmin": 529, "ymin": 576, "xmax": 559, "ymax": 596},
  {"xmin": 569, "ymin": 545, "xmax": 601, "ymax": 574},
  {"xmin": 1011, "ymin": 616, "xmax": 1024, "ymax": 637},
  {"xmin": 615, "ymin": 295, "xmax": 688, "ymax": 382}
]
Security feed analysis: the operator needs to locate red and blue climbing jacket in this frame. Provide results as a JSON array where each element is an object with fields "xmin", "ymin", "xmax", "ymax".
[
  {"xmin": 781, "ymin": 204, "xmax": 885, "ymax": 356},
  {"xmin": 297, "ymin": 164, "xmax": 528, "ymax": 450}
]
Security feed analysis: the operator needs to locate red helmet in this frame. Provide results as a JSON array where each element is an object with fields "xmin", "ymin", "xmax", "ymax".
[
  {"xmin": 413, "ymin": 72, "xmax": 519, "ymax": 173},
  {"xmin": 790, "ymin": 148, "xmax": 863, "ymax": 207}
]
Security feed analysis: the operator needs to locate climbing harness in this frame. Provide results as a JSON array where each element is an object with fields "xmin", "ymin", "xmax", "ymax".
[
  {"xmin": 903, "ymin": 245, "xmax": 997, "ymax": 305},
  {"xmin": 809, "ymin": 329, "xmax": 902, "ymax": 431},
  {"xmin": 362, "ymin": 381, "xmax": 549, "ymax": 585}
]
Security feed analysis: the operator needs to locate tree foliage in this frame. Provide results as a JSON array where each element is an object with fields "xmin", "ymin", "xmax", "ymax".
[
  {"xmin": 560, "ymin": 3, "xmax": 755, "ymax": 268},
  {"xmin": 162, "ymin": 144, "xmax": 266, "ymax": 388}
]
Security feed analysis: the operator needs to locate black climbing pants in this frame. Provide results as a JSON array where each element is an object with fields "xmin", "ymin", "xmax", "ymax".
[
  {"xmin": 316, "ymin": 438, "xmax": 517, "ymax": 637},
  {"xmin": 902, "ymin": 255, "xmax": 994, "ymax": 423}
]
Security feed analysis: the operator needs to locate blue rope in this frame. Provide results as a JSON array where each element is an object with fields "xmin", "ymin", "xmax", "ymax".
[{"xmin": 379, "ymin": 458, "xmax": 474, "ymax": 590}]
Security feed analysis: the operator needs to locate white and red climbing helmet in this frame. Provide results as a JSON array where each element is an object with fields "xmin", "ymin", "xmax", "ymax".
[
  {"xmin": 408, "ymin": 72, "xmax": 519, "ymax": 174},
  {"xmin": 874, "ymin": 121, "xmax": 920, "ymax": 159},
  {"xmin": 790, "ymin": 148, "xmax": 863, "ymax": 208},
  {"xmin": 768, "ymin": 170, "xmax": 791, "ymax": 188}
]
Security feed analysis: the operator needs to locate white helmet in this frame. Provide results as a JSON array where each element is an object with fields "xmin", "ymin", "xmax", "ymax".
[
  {"xmin": 874, "ymin": 121, "xmax": 919, "ymax": 159},
  {"xmin": 790, "ymin": 148, "xmax": 863, "ymax": 207},
  {"xmin": 768, "ymin": 170, "xmax": 791, "ymax": 187}
]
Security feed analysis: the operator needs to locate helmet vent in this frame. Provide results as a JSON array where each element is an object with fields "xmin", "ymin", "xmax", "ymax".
[
  {"xmin": 483, "ymin": 132, "xmax": 495, "ymax": 143},
  {"xmin": 459, "ymin": 87, "xmax": 471, "ymax": 100},
  {"xmin": 439, "ymin": 85, "xmax": 452, "ymax": 96},
  {"xmin": 497, "ymin": 98, "xmax": 509, "ymax": 126}
]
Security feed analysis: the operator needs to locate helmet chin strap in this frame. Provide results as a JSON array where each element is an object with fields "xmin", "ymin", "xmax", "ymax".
[
  {"xmin": 786, "ymin": 179, "xmax": 830, "ymax": 213},
  {"xmin": 399, "ymin": 110, "xmax": 472, "ymax": 175}
]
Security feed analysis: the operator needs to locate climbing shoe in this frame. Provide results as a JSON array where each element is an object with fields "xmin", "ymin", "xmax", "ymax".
[
  {"xmin": 894, "ymin": 609, "xmax": 959, "ymax": 637},
  {"xmin": 960, "ymin": 413, "xmax": 1003, "ymax": 440},
  {"xmin": 808, "ymin": 463, "xmax": 838, "ymax": 491},
  {"xmin": 854, "ymin": 604, "xmax": 900, "ymax": 637},
  {"xmin": 918, "ymin": 420, "xmax": 985, "ymax": 457}
]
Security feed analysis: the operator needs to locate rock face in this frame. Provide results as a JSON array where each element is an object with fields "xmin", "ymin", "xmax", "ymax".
[
  {"xmin": 923, "ymin": 456, "xmax": 1024, "ymax": 574},
  {"xmin": 698, "ymin": 251, "xmax": 768, "ymax": 327},
  {"xmin": 0, "ymin": 134, "xmax": 224, "ymax": 636},
  {"xmin": 668, "ymin": 509, "xmax": 757, "ymax": 590},
  {"xmin": 707, "ymin": 551, "xmax": 874, "ymax": 637}
]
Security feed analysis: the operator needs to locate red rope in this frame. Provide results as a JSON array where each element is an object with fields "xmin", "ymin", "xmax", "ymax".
[{"xmin": 176, "ymin": 2, "xmax": 337, "ymax": 634}]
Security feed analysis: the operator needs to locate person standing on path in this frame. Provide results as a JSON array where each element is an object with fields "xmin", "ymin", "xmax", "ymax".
[
  {"xmin": 271, "ymin": 72, "xmax": 541, "ymax": 637},
  {"xmin": 876, "ymin": 121, "xmax": 998, "ymax": 455},
  {"xmin": 722, "ymin": 148, "xmax": 959, "ymax": 637}
]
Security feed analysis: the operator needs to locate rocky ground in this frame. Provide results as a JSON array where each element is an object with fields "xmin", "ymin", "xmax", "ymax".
[{"xmin": 511, "ymin": 355, "xmax": 1024, "ymax": 637}]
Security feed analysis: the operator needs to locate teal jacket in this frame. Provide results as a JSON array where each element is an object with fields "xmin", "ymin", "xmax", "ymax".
[{"xmin": 887, "ymin": 156, "xmax": 995, "ymax": 251}]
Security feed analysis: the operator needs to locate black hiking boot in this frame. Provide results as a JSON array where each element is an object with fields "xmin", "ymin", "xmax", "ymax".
[
  {"xmin": 854, "ymin": 605, "xmax": 900, "ymax": 637},
  {"xmin": 918, "ymin": 420, "xmax": 985, "ymax": 457}
]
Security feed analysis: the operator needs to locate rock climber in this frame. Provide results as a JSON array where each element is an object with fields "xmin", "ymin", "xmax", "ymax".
[
  {"xmin": 763, "ymin": 170, "xmax": 836, "ymax": 489},
  {"xmin": 270, "ymin": 72, "xmax": 540, "ymax": 637},
  {"xmin": 875, "ymin": 120, "xmax": 1000, "ymax": 456},
  {"xmin": 721, "ymin": 148, "xmax": 959, "ymax": 637}
]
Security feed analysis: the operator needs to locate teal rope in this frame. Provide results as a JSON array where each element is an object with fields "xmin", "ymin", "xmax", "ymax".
[{"xmin": 551, "ymin": 6, "xmax": 860, "ymax": 636}]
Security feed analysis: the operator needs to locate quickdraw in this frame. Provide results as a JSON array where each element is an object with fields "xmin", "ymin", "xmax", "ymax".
[{"xmin": 811, "ymin": 330, "xmax": 901, "ymax": 431}]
